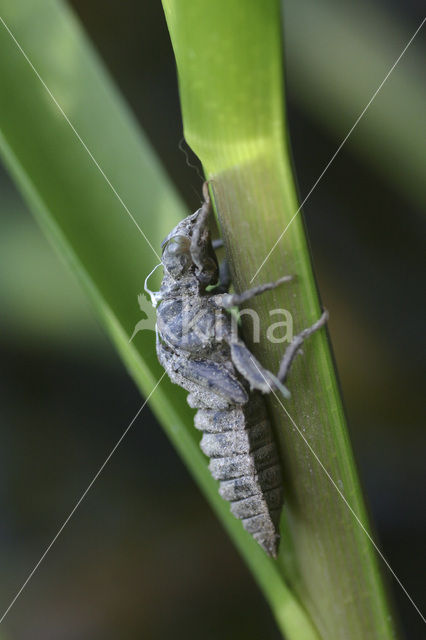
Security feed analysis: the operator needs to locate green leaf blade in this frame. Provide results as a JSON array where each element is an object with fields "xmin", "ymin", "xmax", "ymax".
[{"xmin": 162, "ymin": 0, "xmax": 398, "ymax": 638}]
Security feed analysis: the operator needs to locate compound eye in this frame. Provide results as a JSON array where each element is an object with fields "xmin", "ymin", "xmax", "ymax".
[
  {"xmin": 162, "ymin": 235, "xmax": 192, "ymax": 273},
  {"xmin": 163, "ymin": 235, "xmax": 190, "ymax": 255}
]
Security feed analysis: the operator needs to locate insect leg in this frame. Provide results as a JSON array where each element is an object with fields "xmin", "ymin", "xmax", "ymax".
[
  {"xmin": 226, "ymin": 335, "xmax": 291, "ymax": 397},
  {"xmin": 212, "ymin": 238, "xmax": 224, "ymax": 250},
  {"xmin": 225, "ymin": 311, "xmax": 328, "ymax": 397},
  {"xmin": 211, "ymin": 275, "xmax": 293, "ymax": 309},
  {"xmin": 189, "ymin": 183, "xmax": 219, "ymax": 285},
  {"xmin": 277, "ymin": 310, "xmax": 329, "ymax": 383},
  {"xmin": 190, "ymin": 196, "xmax": 211, "ymax": 270},
  {"xmin": 211, "ymin": 258, "xmax": 232, "ymax": 294}
]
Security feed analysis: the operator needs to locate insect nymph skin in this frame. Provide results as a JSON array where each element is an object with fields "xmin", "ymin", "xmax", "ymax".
[{"xmin": 150, "ymin": 184, "xmax": 327, "ymax": 557}]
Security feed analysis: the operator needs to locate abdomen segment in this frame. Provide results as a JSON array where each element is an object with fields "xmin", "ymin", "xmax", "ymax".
[{"xmin": 194, "ymin": 393, "xmax": 283, "ymax": 557}]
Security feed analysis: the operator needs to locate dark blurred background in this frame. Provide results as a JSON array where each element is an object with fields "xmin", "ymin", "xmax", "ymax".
[{"xmin": 0, "ymin": 1, "xmax": 424, "ymax": 639}]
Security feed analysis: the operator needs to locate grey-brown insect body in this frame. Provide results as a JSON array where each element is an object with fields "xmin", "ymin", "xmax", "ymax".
[
  {"xmin": 149, "ymin": 184, "xmax": 328, "ymax": 557},
  {"xmin": 157, "ymin": 314, "xmax": 282, "ymax": 556},
  {"xmin": 196, "ymin": 396, "xmax": 283, "ymax": 556}
]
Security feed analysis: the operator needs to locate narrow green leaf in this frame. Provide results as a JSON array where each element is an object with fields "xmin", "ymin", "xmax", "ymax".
[{"xmin": 162, "ymin": 0, "xmax": 398, "ymax": 638}]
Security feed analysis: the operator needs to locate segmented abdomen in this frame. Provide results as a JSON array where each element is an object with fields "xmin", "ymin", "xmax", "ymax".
[{"xmin": 194, "ymin": 393, "xmax": 282, "ymax": 557}]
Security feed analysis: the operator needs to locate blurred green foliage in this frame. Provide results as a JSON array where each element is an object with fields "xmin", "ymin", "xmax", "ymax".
[
  {"xmin": 0, "ymin": 0, "xmax": 423, "ymax": 638},
  {"xmin": 284, "ymin": 0, "xmax": 425, "ymax": 209}
]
